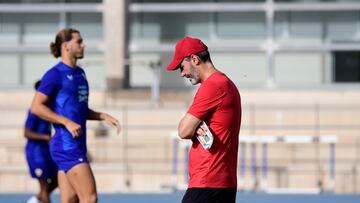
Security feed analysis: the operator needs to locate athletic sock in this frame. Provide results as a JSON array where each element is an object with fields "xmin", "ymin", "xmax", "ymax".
[{"xmin": 26, "ymin": 196, "xmax": 40, "ymax": 203}]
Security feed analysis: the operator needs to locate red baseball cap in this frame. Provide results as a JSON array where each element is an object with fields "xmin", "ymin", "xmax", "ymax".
[{"xmin": 166, "ymin": 36, "xmax": 208, "ymax": 71}]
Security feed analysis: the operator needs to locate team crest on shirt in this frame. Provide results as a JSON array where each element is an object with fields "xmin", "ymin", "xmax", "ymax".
[
  {"xmin": 67, "ymin": 74, "xmax": 73, "ymax": 81},
  {"xmin": 35, "ymin": 168, "xmax": 43, "ymax": 177}
]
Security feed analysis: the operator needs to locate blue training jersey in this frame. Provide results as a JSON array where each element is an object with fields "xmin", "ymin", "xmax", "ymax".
[
  {"xmin": 38, "ymin": 62, "xmax": 89, "ymax": 157},
  {"xmin": 25, "ymin": 110, "xmax": 52, "ymax": 162},
  {"xmin": 25, "ymin": 110, "xmax": 51, "ymax": 137}
]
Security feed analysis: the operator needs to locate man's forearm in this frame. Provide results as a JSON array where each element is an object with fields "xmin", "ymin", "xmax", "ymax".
[
  {"xmin": 87, "ymin": 109, "xmax": 105, "ymax": 121},
  {"xmin": 178, "ymin": 113, "xmax": 202, "ymax": 139},
  {"xmin": 24, "ymin": 128, "xmax": 50, "ymax": 142},
  {"xmin": 31, "ymin": 104, "xmax": 68, "ymax": 126}
]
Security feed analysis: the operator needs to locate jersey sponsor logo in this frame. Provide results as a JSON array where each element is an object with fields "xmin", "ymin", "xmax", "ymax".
[
  {"xmin": 78, "ymin": 90, "xmax": 88, "ymax": 95},
  {"xmin": 79, "ymin": 95, "xmax": 88, "ymax": 102},
  {"xmin": 67, "ymin": 74, "xmax": 73, "ymax": 81},
  {"xmin": 78, "ymin": 85, "xmax": 88, "ymax": 102}
]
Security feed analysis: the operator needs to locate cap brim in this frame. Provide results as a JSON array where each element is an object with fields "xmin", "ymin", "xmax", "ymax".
[{"xmin": 166, "ymin": 58, "xmax": 182, "ymax": 71}]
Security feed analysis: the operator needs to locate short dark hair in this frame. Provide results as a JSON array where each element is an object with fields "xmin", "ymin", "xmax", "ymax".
[
  {"xmin": 34, "ymin": 80, "xmax": 41, "ymax": 90},
  {"xmin": 50, "ymin": 28, "xmax": 80, "ymax": 58},
  {"xmin": 183, "ymin": 50, "xmax": 212, "ymax": 64},
  {"xmin": 195, "ymin": 50, "xmax": 212, "ymax": 63}
]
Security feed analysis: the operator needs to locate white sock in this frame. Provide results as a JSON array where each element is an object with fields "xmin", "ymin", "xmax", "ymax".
[{"xmin": 26, "ymin": 196, "xmax": 40, "ymax": 203}]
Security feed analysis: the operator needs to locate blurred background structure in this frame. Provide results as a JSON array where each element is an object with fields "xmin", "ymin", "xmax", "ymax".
[{"xmin": 1, "ymin": 0, "xmax": 360, "ymax": 197}]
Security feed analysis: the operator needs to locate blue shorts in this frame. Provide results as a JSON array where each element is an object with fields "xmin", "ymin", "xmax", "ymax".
[
  {"xmin": 26, "ymin": 154, "xmax": 58, "ymax": 179},
  {"xmin": 50, "ymin": 150, "xmax": 89, "ymax": 173},
  {"xmin": 25, "ymin": 144, "xmax": 58, "ymax": 179},
  {"xmin": 27, "ymin": 160, "xmax": 58, "ymax": 179}
]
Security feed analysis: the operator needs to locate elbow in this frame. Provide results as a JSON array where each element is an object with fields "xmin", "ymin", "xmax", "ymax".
[
  {"xmin": 30, "ymin": 105, "xmax": 38, "ymax": 116},
  {"xmin": 178, "ymin": 126, "xmax": 193, "ymax": 140},
  {"xmin": 30, "ymin": 104, "xmax": 41, "ymax": 117}
]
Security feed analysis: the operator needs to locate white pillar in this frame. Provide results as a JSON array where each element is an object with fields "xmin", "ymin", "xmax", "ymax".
[
  {"xmin": 104, "ymin": 0, "xmax": 129, "ymax": 90},
  {"xmin": 265, "ymin": 0, "xmax": 276, "ymax": 88}
]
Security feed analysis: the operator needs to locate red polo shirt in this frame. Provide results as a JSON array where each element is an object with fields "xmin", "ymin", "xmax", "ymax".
[{"xmin": 187, "ymin": 71, "xmax": 241, "ymax": 188}]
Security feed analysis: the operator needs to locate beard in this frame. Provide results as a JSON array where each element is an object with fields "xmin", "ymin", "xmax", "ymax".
[
  {"xmin": 189, "ymin": 64, "xmax": 200, "ymax": 85},
  {"xmin": 189, "ymin": 78, "xmax": 198, "ymax": 85}
]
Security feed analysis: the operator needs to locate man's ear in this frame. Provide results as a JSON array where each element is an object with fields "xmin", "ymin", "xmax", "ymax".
[
  {"xmin": 190, "ymin": 54, "xmax": 200, "ymax": 65},
  {"xmin": 61, "ymin": 42, "xmax": 69, "ymax": 52}
]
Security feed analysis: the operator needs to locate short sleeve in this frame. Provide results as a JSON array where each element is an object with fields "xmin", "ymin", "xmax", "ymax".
[
  {"xmin": 38, "ymin": 68, "xmax": 61, "ymax": 97},
  {"xmin": 187, "ymin": 81, "xmax": 225, "ymax": 121}
]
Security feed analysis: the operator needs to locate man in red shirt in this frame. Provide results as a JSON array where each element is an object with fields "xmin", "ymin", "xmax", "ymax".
[{"xmin": 166, "ymin": 36, "xmax": 242, "ymax": 203}]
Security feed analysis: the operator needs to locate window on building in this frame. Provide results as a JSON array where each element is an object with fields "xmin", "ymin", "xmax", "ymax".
[{"xmin": 333, "ymin": 51, "xmax": 360, "ymax": 82}]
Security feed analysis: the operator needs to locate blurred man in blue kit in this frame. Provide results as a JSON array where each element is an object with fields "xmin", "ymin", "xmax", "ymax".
[
  {"xmin": 25, "ymin": 80, "xmax": 58, "ymax": 203},
  {"xmin": 31, "ymin": 28, "xmax": 121, "ymax": 203}
]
